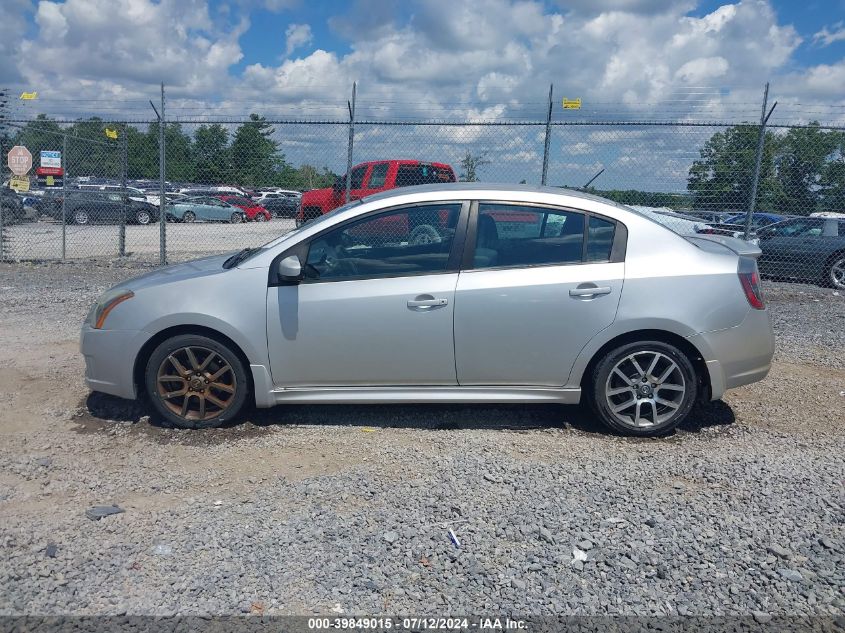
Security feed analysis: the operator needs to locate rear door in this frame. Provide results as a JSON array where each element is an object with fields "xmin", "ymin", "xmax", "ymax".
[{"xmin": 453, "ymin": 202, "xmax": 624, "ymax": 386}]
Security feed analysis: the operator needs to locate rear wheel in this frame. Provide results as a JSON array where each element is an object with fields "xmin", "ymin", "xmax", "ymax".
[
  {"xmin": 827, "ymin": 254, "xmax": 845, "ymax": 290},
  {"xmin": 230, "ymin": 212, "xmax": 243, "ymax": 224},
  {"xmin": 144, "ymin": 335, "xmax": 249, "ymax": 429},
  {"xmin": 135, "ymin": 209, "xmax": 152, "ymax": 225},
  {"xmin": 590, "ymin": 341, "xmax": 697, "ymax": 437},
  {"xmin": 182, "ymin": 211, "xmax": 196, "ymax": 223},
  {"xmin": 254, "ymin": 212, "xmax": 267, "ymax": 222}
]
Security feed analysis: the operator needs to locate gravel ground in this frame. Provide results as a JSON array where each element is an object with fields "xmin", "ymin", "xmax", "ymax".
[{"xmin": 0, "ymin": 260, "xmax": 843, "ymax": 616}]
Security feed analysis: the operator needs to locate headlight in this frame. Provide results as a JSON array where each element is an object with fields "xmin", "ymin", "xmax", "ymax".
[{"xmin": 88, "ymin": 289, "xmax": 134, "ymax": 329}]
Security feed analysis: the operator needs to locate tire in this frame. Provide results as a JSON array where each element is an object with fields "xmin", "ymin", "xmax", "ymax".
[
  {"xmin": 409, "ymin": 224, "xmax": 441, "ymax": 245},
  {"xmin": 253, "ymin": 212, "xmax": 267, "ymax": 222},
  {"xmin": 826, "ymin": 254, "xmax": 845, "ymax": 290},
  {"xmin": 230, "ymin": 212, "xmax": 243, "ymax": 224},
  {"xmin": 144, "ymin": 334, "xmax": 249, "ymax": 429},
  {"xmin": 135, "ymin": 209, "xmax": 152, "ymax": 225},
  {"xmin": 589, "ymin": 340, "xmax": 697, "ymax": 437},
  {"xmin": 182, "ymin": 211, "xmax": 196, "ymax": 223},
  {"xmin": 73, "ymin": 209, "xmax": 89, "ymax": 225}
]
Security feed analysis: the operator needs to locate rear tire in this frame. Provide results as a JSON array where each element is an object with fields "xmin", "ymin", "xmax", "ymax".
[
  {"xmin": 589, "ymin": 340, "xmax": 697, "ymax": 437},
  {"xmin": 230, "ymin": 212, "xmax": 243, "ymax": 224},
  {"xmin": 826, "ymin": 254, "xmax": 845, "ymax": 290},
  {"xmin": 182, "ymin": 211, "xmax": 196, "ymax": 223},
  {"xmin": 73, "ymin": 209, "xmax": 89, "ymax": 225},
  {"xmin": 135, "ymin": 209, "xmax": 152, "ymax": 225},
  {"xmin": 144, "ymin": 334, "xmax": 249, "ymax": 429}
]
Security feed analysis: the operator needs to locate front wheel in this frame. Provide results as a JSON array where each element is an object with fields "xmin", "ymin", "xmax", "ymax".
[
  {"xmin": 144, "ymin": 335, "xmax": 249, "ymax": 429},
  {"xmin": 73, "ymin": 209, "xmax": 90, "ymax": 225},
  {"xmin": 135, "ymin": 209, "xmax": 152, "ymax": 225},
  {"xmin": 253, "ymin": 212, "xmax": 267, "ymax": 222},
  {"xmin": 182, "ymin": 211, "xmax": 196, "ymax": 223},
  {"xmin": 827, "ymin": 254, "xmax": 845, "ymax": 290},
  {"xmin": 590, "ymin": 341, "xmax": 697, "ymax": 437},
  {"xmin": 230, "ymin": 212, "xmax": 243, "ymax": 224}
]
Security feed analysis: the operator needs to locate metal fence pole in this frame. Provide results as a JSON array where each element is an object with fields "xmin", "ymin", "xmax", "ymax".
[
  {"xmin": 745, "ymin": 82, "xmax": 776, "ymax": 239},
  {"xmin": 345, "ymin": 81, "xmax": 356, "ymax": 203},
  {"xmin": 61, "ymin": 134, "xmax": 67, "ymax": 260},
  {"xmin": 159, "ymin": 83, "xmax": 166, "ymax": 265},
  {"xmin": 541, "ymin": 84, "xmax": 553, "ymax": 186},
  {"xmin": 0, "ymin": 138, "xmax": 5, "ymax": 263},
  {"xmin": 119, "ymin": 123, "xmax": 127, "ymax": 257}
]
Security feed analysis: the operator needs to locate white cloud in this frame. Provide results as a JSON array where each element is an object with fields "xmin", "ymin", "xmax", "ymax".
[
  {"xmin": 813, "ymin": 21, "xmax": 845, "ymax": 47},
  {"xmin": 284, "ymin": 23, "xmax": 312, "ymax": 57}
]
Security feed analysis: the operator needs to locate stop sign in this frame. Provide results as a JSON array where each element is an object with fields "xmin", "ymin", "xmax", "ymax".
[{"xmin": 7, "ymin": 146, "xmax": 33, "ymax": 176}]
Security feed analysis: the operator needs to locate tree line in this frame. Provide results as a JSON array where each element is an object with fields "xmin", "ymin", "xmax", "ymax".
[{"xmin": 7, "ymin": 114, "xmax": 339, "ymax": 190}]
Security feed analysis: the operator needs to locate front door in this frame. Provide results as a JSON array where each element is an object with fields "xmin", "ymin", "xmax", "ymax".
[
  {"xmin": 267, "ymin": 202, "xmax": 467, "ymax": 387},
  {"xmin": 454, "ymin": 203, "xmax": 623, "ymax": 386}
]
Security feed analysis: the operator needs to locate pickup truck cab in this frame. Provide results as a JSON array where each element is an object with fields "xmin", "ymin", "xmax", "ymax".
[{"xmin": 297, "ymin": 160, "xmax": 456, "ymax": 226}]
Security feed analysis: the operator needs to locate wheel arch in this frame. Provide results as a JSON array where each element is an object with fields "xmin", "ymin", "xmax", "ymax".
[
  {"xmin": 133, "ymin": 325, "xmax": 255, "ymax": 402},
  {"xmin": 577, "ymin": 328, "xmax": 711, "ymax": 401}
]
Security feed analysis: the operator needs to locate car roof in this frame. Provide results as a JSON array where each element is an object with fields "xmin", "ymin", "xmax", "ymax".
[{"xmin": 360, "ymin": 182, "xmax": 614, "ymax": 205}]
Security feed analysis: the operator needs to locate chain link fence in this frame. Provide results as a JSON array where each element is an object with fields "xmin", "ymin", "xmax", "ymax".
[{"xmin": 1, "ymin": 85, "xmax": 844, "ymax": 289}]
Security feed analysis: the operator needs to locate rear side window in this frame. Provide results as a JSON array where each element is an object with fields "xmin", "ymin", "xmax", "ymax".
[
  {"xmin": 396, "ymin": 164, "xmax": 455, "ymax": 188},
  {"xmin": 472, "ymin": 204, "xmax": 619, "ymax": 269},
  {"xmin": 586, "ymin": 216, "xmax": 616, "ymax": 261}
]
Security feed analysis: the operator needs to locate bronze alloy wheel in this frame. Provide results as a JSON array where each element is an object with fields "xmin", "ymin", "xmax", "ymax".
[{"xmin": 156, "ymin": 345, "xmax": 237, "ymax": 421}]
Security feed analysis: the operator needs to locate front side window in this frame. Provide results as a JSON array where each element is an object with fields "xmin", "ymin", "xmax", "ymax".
[
  {"xmin": 473, "ymin": 204, "xmax": 586, "ymax": 269},
  {"xmin": 304, "ymin": 204, "xmax": 462, "ymax": 281},
  {"xmin": 349, "ymin": 165, "xmax": 367, "ymax": 189},
  {"xmin": 769, "ymin": 219, "xmax": 824, "ymax": 237}
]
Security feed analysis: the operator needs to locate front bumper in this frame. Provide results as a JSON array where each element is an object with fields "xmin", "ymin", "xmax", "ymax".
[
  {"xmin": 690, "ymin": 308, "xmax": 775, "ymax": 400},
  {"xmin": 80, "ymin": 325, "xmax": 147, "ymax": 400}
]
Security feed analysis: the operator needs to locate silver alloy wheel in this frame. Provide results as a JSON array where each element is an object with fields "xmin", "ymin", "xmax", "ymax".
[
  {"xmin": 183, "ymin": 211, "xmax": 195, "ymax": 223},
  {"xmin": 136, "ymin": 210, "xmax": 151, "ymax": 225},
  {"xmin": 254, "ymin": 213, "xmax": 267, "ymax": 222},
  {"xmin": 604, "ymin": 350, "xmax": 686, "ymax": 428},
  {"xmin": 830, "ymin": 256, "xmax": 845, "ymax": 290},
  {"xmin": 74, "ymin": 209, "xmax": 89, "ymax": 225},
  {"xmin": 231, "ymin": 212, "xmax": 243, "ymax": 224}
]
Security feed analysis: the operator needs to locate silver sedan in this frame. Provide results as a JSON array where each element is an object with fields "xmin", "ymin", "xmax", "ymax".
[{"xmin": 80, "ymin": 184, "xmax": 774, "ymax": 436}]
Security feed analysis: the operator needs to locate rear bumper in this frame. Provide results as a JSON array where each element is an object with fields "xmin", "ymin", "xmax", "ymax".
[
  {"xmin": 80, "ymin": 325, "xmax": 147, "ymax": 400},
  {"xmin": 690, "ymin": 308, "xmax": 775, "ymax": 400}
]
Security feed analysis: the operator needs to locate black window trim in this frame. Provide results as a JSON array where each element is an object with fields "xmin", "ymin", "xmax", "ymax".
[
  {"xmin": 268, "ymin": 200, "xmax": 471, "ymax": 287},
  {"xmin": 460, "ymin": 200, "xmax": 627, "ymax": 272}
]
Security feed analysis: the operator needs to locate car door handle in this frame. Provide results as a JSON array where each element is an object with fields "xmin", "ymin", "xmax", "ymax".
[
  {"xmin": 569, "ymin": 286, "xmax": 612, "ymax": 297},
  {"xmin": 407, "ymin": 297, "xmax": 448, "ymax": 308}
]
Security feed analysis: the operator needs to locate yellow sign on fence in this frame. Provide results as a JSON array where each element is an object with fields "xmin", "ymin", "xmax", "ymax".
[
  {"xmin": 104, "ymin": 128, "xmax": 118, "ymax": 139},
  {"xmin": 562, "ymin": 97, "xmax": 582, "ymax": 110},
  {"xmin": 19, "ymin": 91, "xmax": 37, "ymax": 100},
  {"xmin": 10, "ymin": 176, "xmax": 30, "ymax": 192}
]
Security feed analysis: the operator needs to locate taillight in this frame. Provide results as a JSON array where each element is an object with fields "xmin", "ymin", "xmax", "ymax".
[{"xmin": 738, "ymin": 258, "xmax": 765, "ymax": 310}]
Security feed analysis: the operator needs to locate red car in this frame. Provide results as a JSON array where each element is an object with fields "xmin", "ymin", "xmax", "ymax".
[
  {"xmin": 297, "ymin": 160, "xmax": 456, "ymax": 225},
  {"xmin": 215, "ymin": 195, "xmax": 271, "ymax": 222}
]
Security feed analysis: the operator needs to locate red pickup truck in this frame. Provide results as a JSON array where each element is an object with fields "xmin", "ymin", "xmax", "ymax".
[{"xmin": 296, "ymin": 159, "xmax": 456, "ymax": 226}]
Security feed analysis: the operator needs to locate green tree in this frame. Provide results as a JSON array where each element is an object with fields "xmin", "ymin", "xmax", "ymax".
[
  {"xmin": 230, "ymin": 114, "xmax": 285, "ymax": 186},
  {"xmin": 459, "ymin": 151, "xmax": 491, "ymax": 182},
  {"xmin": 193, "ymin": 124, "xmax": 230, "ymax": 185},
  {"xmin": 687, "ymin": 124, "xmax": 779, "ymax": 212}
]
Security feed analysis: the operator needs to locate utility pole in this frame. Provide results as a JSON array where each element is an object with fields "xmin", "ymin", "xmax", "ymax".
[
  {"xmin": 745, "ymin": 82, "xmax": 777, "ymax": 239},
  {"xmin": 345, "ymin": 82, "xmax": 356, "ymax": 203},
  {"xmin": 541, "ymin": 84, "xmax": 553, "ymax": 186}
]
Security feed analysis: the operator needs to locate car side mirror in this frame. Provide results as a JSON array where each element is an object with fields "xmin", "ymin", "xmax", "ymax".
[{"xmin": 278, "ymin": 255, "xmax": 303, "ymax": 282}]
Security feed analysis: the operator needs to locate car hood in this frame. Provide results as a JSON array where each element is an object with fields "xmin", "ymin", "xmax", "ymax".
[{"xmin": 114, "ymin": 253, "xmax": 234, "ymax": 292}]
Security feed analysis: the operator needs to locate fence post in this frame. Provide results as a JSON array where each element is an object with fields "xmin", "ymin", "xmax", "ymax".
[
  {"xmin": 62, "ymin": 134, "xmax": 67, "ymax": 260},
  {"xmin": 159, "ymin": 82, "xmax": 166, "ymax": 265},
  {"xmin": 541, "ymin": 84, "xmax": 553, "ymax": 186},
  {"xmin": 119, "ymin": 123, "xmax": 127, "ymax": 257},
  {"xmin": 345, "ymin": 81, "xmax": 356, "ymax": 203},
  {"xmin": 0, "ymin": 137, "xmax": 5, "ymax": 262},
  {"xmin": 745, "ymin": 82, "xmax": 777, "ymax": 239}
]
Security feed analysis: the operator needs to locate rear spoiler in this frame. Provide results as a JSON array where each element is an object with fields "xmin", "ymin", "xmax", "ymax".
[{"xmin": 685, "ymin": 234, "xmax": 762, "ymax": 259}]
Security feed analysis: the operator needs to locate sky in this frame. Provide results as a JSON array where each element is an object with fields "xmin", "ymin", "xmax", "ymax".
[{"xmin": 2, "ymin": 0, "xmax": 844, "ymax": 189}]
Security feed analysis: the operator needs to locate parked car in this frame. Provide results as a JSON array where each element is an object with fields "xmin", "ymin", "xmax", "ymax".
[
  {"xmin": 166, "ymin": 197, "xmax": 245, "ymax": 223},
  {"xmin": 44, "ymin": 190, "xmax": 159, "ymax": 225},
  {"xmin": 77, "ymin": 184, "xmax": 149, "ymax": 203},
  {"xmin": 297, "ymin": 160, "xmax": 456, "ymax": 226},
  {"xmin": 684, "ymin": 210, "xmax": 736, "ymax": 224},
  {"xmin": 757, "ymin": 216, "xmax": 845, "ymax": 289},
  {"xmin": 262, "ymin": 196, "xmax": 300, "ymax": 218},
  {"xmin": 80, "ymin": 184, "xmax": 774, "ymax": 437},
  {"xmin": 719, "ymin": 212, "xmax": 787, "ymax": 231},
  {"xmin": 216, "ymin": 195, "xmax": 271, "ymax": 222},
  {"xmin": 252, "ymin": 189, "xmax": 301, "ymax": 204},
  {"xmin": 0, "ymin": 189, "xmax": 26, "ymax": 224}
]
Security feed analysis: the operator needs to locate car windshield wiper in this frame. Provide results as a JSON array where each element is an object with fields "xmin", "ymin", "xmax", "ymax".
[{"xmin": 223, "ymin": 247, "xmax": 259, "ymax": 269}]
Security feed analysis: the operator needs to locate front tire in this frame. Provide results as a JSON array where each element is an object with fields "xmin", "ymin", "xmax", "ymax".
[
  {"xmin": 73, "ymin": 209, "xmax": 90, "ymax": 225},
  {"xmin": 135, "ymin": 209, "xmax": 152, "ymax": 225},
  {"xmin": 230, "ymin": 212, "xmax": 243, "ymax": 224},
  {"xmin": 182, "ymin": 211, "xmax": 196, "ymax": 223},
  {"xmin": 144, "ymin": 335, "xmax": 249, "ymax": 429},
  {"xmin": 590, "ymin": 340, "xmax": 697, "ymax": 437}
]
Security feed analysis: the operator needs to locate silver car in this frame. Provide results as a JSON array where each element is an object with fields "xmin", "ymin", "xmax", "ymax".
[{"xmin": 80, "ymin": 184, "xmax": 774, "ymax": 436}]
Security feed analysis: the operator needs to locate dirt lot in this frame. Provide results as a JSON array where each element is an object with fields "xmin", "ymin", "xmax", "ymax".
[{"xmin": 0, "ymin": 260, "xmax": 843, "ymax": 616}]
